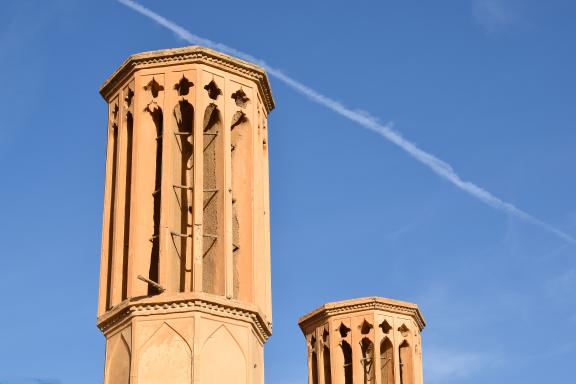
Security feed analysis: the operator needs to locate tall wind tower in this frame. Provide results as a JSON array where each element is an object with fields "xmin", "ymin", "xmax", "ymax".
[{"xmin": 97, "ymin": 46, "xmax": 274, "ymax": 384}]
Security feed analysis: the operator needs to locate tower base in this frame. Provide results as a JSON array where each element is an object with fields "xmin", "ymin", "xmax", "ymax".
[{"xmin": 98, "ymin": 292, "xmax": 271, "ymax": 384}]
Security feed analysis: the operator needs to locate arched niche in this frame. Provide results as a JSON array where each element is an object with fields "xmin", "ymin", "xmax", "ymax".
[
  {"xmin": 341, "ymin": 341, "xmax": 353, "ymax": 384},
  {"xmin": 399, "ymin": 340, "xmax": 414, "ymax": 384},
  {"xmin": 138, "ymin": 323, "xmax": 192, "ymax": 384},
  {"xmin": 106, "ymin": 334, "xmax": 130, "ymax": 384},
  {"xmin": 361, "ymin": 338, "xmax": 375, "ymax": 384},
  {"xmin": 311, "ymin": 350, "xmax": 319, "ymax": 384},
  {"xmin": 173, "ymin": 100, "xmax": 194, "ymax": 292},
  {"xmin": 200, "ymin": 325, "xmax": 246, "ymax": 384},
  {"xmin": 380, "ymin": 337, "xmax": 394, "ymax": 384},
  {"xmin": 231, "ymin": 112, "xmax": 253, "ymax": 301},
  {"xmin": 323, "ymin": 344, "xmax": 332, "ymax": 384},
  {"xmin": 202, "ymin": 104, "xmax": 225, "ymax": 295}
]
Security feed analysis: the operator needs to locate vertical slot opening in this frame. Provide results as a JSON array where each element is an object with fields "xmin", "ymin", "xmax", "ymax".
[
  {"xmin": 311, "ymin": 351, "xmax": 319, "ymax": 384},
  {"xmin": 323, "ymin": 345, "xmax": 332, "ymax": 384},
  {"xmin": 174, "ymin": 100, "xmax": 194, "ymax": 291},
  {"xmin": 148, "ymin": 107, "xmax": 163, "ymax": 295},
  {"xmin": 342, "ymin": 341, "xmax": 353, "ymax": 384},
  {"xmin": 121, "ymin": 113, "xmax": 133, "ymax": 300},
  {"xmin": 106, "ymin": 124, "xmax": 119, "ymax": 309}
]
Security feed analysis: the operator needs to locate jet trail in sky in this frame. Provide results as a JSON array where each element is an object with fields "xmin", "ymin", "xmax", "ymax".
[{"xmin": 117, "ymin": 0, "xmax": 575, "ymax": 244}]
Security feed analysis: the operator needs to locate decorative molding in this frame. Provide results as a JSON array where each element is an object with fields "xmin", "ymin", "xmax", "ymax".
[
  {"xmin": 124, "ymin": 88, "xmax": 134, "ymax": 108},
  {"xmin": 329, "ymin": 302, "xmax": 424, "ymax": 330},
  {"xmin": 109, "ymin": 102, "xmax": 119, "ymax": 125},
  {"xmin": 174, "ymin": 75, "xmax": 193, "ymax": 96},
  {"xmin": 360, "ymin": 319, "xmax": 373, "ymax": 335},
  {"xmin": 97, "ymin": 296, "xmax": 272, "ymax": 343},
  {"xmin": 144, "ymin": 77, "xmax": 164, "ymax": 98},
  {"xmin": 309, "ymin": 334, "xmax": 317, "ymax": 351},
  {"xmin": 379, "ymin": 319, "xmax": 392, "ymax": 334},
  {"xmin": 338, "ymin": 322, "xmax": 351, "ymax": 338},
  {"xmin": 100, "ymin": 46, "xmax": 275, "ymax": 113},
  {"xmin": 231, "ymin": 88, "xmax": 249, "ymax": 108},
  {"xmin": 204, "ymin": 79, "xmax": 222, "ymax": 100},
  {"xmin": 322, "ymin": 326, "xmax": 329, "ymax": 343},
  {"xmin": 299, "ymin": 297, "xmax": 426, "ymax": 332},
  {"xmin": 398, "ymin": 324, "xmax": 410, "ymax": 337}
]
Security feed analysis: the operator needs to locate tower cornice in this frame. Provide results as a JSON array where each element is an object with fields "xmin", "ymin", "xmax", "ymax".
[
  {"xmin": 97, "ymin": 292, "xmax": 273, "ymax": 343},
  {"xmin": 99, "ymin": 45, "xmax": 275, "ymax": 112},
  {"xmin": 298, "ymin": 296, "xmax": 426, "ymax": 332}
]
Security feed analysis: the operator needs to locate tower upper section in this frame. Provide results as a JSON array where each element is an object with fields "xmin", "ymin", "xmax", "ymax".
[
  {"xmin": 299, "ymin": 297, "xmax": 425, "ymax": 384},
  {"xmin": 97, "ymin": 46, "xmax": 274, "ymax": 330}
]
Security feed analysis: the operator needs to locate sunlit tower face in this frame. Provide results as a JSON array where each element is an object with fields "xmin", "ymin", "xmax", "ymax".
[{"xmin": 97, "ymin": 46, "xmax": 274, "ymax": 384}]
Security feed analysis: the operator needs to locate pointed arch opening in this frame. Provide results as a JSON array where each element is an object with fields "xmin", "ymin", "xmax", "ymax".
[
  {"xmin": 323, "ymin": 344, "xmax": 332, "ymax": 384},
  {"xmin": 121, "ymin": 112, "xmax": 133, "ymax": 300},
  {"xmin": 202, "ymin": 104, "xmax": 224, "ymax": 295},
  {"xmin": 399, "ymin": 340, "xmax": 414, "ymax": 384},
  {"xmin": 311, "ymin": 350, "xmax": 319, "ymax": 384},
  {"xmin": 341, "ymin": 340, "xmax": 353, "ymax": 384},
  {"xmin": 380, "ymin": 337, "xmax": 394, "ymax": 384},
  {"xmin": 173, "ymin": 100, "xmax": 194, "ymax": 291},
  {"xmin": 361, "ymin": 338, "xmax": 375, "ymax": 384}
]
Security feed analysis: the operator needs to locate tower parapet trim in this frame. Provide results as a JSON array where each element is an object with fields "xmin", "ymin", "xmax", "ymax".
[
  {"xmin": 99, "ymin": 46, "xmax": 275, "ymax": 112},
  {"xmin": 97, "ymin": 292, "xmax": 272, "ymax": 343},
  {"xmin": 299, "ymin": 296, "xmax": 426, "ymax": 332}
]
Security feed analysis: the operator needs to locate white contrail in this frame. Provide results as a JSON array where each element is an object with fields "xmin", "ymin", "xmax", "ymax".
[{"xmin": 116, "ymin": 0, "xmax": 575, "ymax": 244}]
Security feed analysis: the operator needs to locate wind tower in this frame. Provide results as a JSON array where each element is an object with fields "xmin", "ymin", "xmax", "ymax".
[
  {"xmin": 298, "ymin": 297, "xmax": 425, "ymax": 384},
  {"xmin": 97, "ymin": 46, "xmax": 274, "ymax": 384}
]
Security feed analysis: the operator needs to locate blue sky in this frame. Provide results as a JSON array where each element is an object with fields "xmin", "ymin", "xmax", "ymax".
[{"xmin": 1, "ymin": 1, "xmax": 575, "ymax": 383}]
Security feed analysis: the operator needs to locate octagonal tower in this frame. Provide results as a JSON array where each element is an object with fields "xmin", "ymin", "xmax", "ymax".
[
  {"xmin": 298, "ymin": 297, "xmax": 425, "ymax": 384},
  {"xmin": 97, "ymin": 46, "xmax": 274, "ymax": 384}
]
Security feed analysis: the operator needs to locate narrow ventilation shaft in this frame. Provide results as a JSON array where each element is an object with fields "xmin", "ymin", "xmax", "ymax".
[{"xmin": 148, "ymin": 106, "xmax": 163, "ymax": 295}]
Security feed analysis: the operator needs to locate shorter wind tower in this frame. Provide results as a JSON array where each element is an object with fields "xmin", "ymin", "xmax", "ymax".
[
  {"xmin": 298, "ymin": 297, "xmax": 425, "ymax": 384},
  {"xmin": 97, "ymin": 46, "xmax": 274, "ymax": 384}
]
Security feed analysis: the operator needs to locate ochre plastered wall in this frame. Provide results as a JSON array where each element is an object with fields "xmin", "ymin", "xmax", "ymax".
[{"xmin": 97, "ymin": 46, "xmax": 274, "ymax": 384}]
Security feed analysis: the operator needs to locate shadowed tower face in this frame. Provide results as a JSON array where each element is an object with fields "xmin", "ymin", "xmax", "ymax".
[
  {"xmin": 299, "ymin": 297, "xmax": 426, "ymax": 384},
  {"xmin": 97, "ymin": 46, "xmax": 274, "ymax": 384}
]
